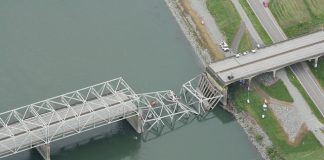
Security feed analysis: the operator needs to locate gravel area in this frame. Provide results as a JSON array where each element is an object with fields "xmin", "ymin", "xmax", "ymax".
[
  {"xmin": 269, "ymin": 99, "xmax": 304, "ymax": 142},
  {"xmin": 278, "ymin": 70, "xmax": 324, "ymax": 145}
]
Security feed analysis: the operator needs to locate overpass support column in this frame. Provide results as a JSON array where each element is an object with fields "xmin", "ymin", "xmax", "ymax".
[
  {"xmin": 314, "ymin": 57, "xmax": 319, "ymax": 68},
  {"xmin": 126, "ymin": 110, "xmax": 144, "ymax": 133},
  {"xmin": 36, "ymin": 144, "xmax": 50, "ymax": 160},
  {"xmin": 247, "ymin": 77, "xmax": 253, "ymax": 86},
  {"xmin": 272, "ymin": 70, "xmax": 277, "ymax": 78}
]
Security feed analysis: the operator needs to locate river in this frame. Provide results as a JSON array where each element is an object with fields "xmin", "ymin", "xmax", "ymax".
[{"xmin": 0, "ymin": 0, "xmax": 261, "ymax": 159}]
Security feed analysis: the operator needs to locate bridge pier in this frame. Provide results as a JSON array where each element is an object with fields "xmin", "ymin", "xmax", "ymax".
[
  {"xmin": 246, "ymin": 77, "xmax": 254, "ymax": 85},
  {"xmin": 272, "ymin": 70, "xmax": 277, "ymax": 78},
  {"xmin": 36, "ymin": 144, "xmax": 50, "ymax": 160},
  {"xmin": 126, "ymin": 112, "xmax": 144, "ymax": 133},
  {"xmin": 314, "ymin": 57, "xmax": 319, "ymax": 68}
]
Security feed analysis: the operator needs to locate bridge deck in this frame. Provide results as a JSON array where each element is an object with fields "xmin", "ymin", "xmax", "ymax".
[
  {"xmin": 0, "ymin": 93, "xmax": 137, "ymax": 156},
  {"xmin": 209, "ymin": 31, "xmax": 324, "ymax": 85}
]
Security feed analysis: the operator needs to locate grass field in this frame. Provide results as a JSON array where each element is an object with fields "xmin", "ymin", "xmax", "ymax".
[
  {"xmin": 308, "ymin": 58, "xmax": 324, "ymax": 89},
  {"xmin": 207, "ymin": 0, "xmax": 241, "ymax": 45},
  {"xmin": 269, "ymin": 0, "xmax": 324, "ymax": 37},
  {"xmin": 258, "ymin": 79, "xmax": 294, "ymax": 102},
  {"xmin": 239, "ymin": 0, "xmax": 272, "ymax": 45},
  {"xmin": 229, "ymin": 82, "xmax": 324, "ymax": 160},
  {"xmin": 238, "ymin": 30, "xmax": 253, "ymax": 52},
  {"xmin": 286, "ymin": 68, "xmax": 324, "ymax": 124}
]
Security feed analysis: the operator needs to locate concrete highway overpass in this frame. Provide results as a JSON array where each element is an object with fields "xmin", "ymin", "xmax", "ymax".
[{"xmin": 207, "ymin": 31, "xmax": 324, "ymax": 86}]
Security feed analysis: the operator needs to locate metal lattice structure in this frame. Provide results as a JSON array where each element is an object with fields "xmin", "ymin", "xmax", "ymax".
[
  {"xmin": 136, "ymin": 90, "xmax": 196, "ymax": 132},
  {"xmin": 0, "ymin": 77, "xmax": 139, "ymax": 158},
  {"xmin": 0, "ymin": 77, "xmax": 202, "ymax": 159},
  {"xmin": 180, "ymin": 74, "xmax": 223, "ymax": 114}
]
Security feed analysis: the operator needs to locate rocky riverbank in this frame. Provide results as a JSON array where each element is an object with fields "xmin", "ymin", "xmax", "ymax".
[
  {"xmin": 224, "ymin": 105, "xmax": 272, "ymax": 160},
  {"xmin": 164, "ymin": 0, "xmax": 272, "ymax": 159},
  {"xmin": 164, "ymin": 0, "xmax": 216, "ymax": 66}
]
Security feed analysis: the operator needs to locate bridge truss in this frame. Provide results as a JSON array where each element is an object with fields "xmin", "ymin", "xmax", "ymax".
[
  {"xmin": 136, "ymin": 90, "xmax": 195, "ymax": 132},
  {"xmin": 0, "ymin": 77, "xmax": 139, "ymax": 158},
  {"xmin": 180, "ymin": 73, "xmax": 223, "ymax": 114},
  {"xmin": 0, "ymin": 77, "xmax": 199, "ymax": 159}
]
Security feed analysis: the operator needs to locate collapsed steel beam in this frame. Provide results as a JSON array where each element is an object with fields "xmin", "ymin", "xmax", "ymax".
[{"xmin": 180, "ymin": 74, "xmax": 223, "ymax": 114}]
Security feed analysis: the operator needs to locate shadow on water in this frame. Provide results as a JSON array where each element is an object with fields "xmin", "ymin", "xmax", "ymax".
[
  {"xmin": 198, "ymin": 105, "xmax": 235, "ymax": 124},
  {"xmin": 142, "ymin": 105, "xmax": 235, "ymax": 142},
  {"xmin": 3, "ymin": 105, "xmax": 235, "ymax": 160},
  {"xmin": 3, "ymin": 121, "xmax": 141, "ymax": 160},
  {"xmin": 50, "ymin": 121, "xmax": 141, "ymax": 160}
]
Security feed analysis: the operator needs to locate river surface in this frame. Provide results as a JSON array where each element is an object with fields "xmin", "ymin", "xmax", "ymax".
[{"xmin": 0, "ymin": 0, "xmax": 262, "ymax": 159}]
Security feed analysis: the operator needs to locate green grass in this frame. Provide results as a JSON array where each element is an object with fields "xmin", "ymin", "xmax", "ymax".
[
  {"xmin": 269, "ymin": 0, "xmax": 324, "ymax": 37},
  {"xmin": 239, "ymin": 0, "xmax": 272, "ymax": 45},
  {"xmin": 286, "ymin": 67, "xmax": 324, "ymax": 124},
  {"xmin": 207, "ymin": 0, "xmax": 241, "ymax": 45},
  {"xmin": 229, "ymin": 82, "xmax": 324, "ymax": 159},
  {"xmin": 258, "ymin": 79, "xmax": 294, "ymax": 102},
  {"xmin": 237, "ymin": 30, "xmax": 253, "ymax": 52},
  {"xmin": 308, "ymin": 59, "xmax": 324, "ymax": 89}
]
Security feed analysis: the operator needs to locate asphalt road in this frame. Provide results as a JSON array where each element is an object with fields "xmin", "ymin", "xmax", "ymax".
[
  {"xmin": 247, "ymin": 0, "xmax": 286, "ymax": 42},
  {"xmin": 209, "ymin": 32, "xmax": 324, "ymax": 85},
  {"xmin": 247, "ymin": 0, "xmax": 324, "ymax": 117},
  {"xmin": 231, "ymin": 0, "xmax": 264, "ymax": 46},
  {"xmin": 291, "ymin": 63, "xmax": 324, "ymax": 115}
]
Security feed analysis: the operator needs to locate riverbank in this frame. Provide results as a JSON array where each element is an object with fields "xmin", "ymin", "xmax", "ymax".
[
  {"xmin": 225, "ymin": 105, "xmax": 272, "ymax": 160},
  {"xmin": 164, "ymin": 0, "xmax": 224, "ymax": 63},
  {"xmin": 164, "ymin": 1, "xmax": 272, "ymax": 159}
]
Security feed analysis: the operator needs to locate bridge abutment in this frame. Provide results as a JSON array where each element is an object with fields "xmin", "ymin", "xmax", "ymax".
[
  {"xmin": 36, "ymin": 144, "xmax": 50, "ymax": 160},
  {"xmin": 181, "ymin": 73, "xmax": 224, "ymax": 114}
]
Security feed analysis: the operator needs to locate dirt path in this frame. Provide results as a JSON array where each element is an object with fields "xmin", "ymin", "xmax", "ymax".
[
  {"xmin": 231, "ymin": 22, "xmax": 246, "ymax": 51},
  {"xmin": 231, "ymin": 0, "xmax": 264, "ymax": 46},
  {"xmin": 181, "ymin": 0, "xmax": 224, "ymax": 60}
]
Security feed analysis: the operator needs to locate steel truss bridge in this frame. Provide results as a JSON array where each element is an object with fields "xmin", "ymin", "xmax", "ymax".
[{"xmin": 0, "ymin": 76, "xmax": 221, "ymax": 159}]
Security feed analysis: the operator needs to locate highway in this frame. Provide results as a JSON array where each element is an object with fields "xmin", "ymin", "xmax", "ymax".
[
  {"xmin": 208, "ymin": 31, "xmax": 324, "ymax": 85},
  {"xmin": 247, "ymin": 0, "xmax": 324, "ymax": 116},
  {"xmin": 247, "ymin": 0, "xmax": 286, "ymax": 42},
  {"xmin": 291, "ymin": 63, "xmax": 324, "ymax": 115}
]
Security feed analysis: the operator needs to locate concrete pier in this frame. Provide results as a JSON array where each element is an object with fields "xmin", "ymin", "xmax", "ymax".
[
  {"xmin": 126, "ymin": 111, "xmax": 144, "ymax": 133},
  {"xmin": 36, "ymin": 144, "xmax": 50, "ymax": 160},
  {"xmin": 314, "ymin": 57, "xmax": 319, "ymax": 68}
]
